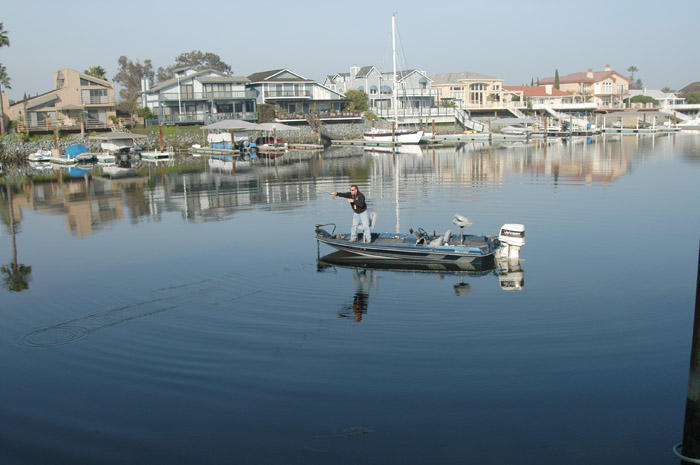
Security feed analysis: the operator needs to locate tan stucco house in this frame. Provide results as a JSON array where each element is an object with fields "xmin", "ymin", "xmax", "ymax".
[
  {"xmin": 5, "ymin": 68, "xmax": 116, "ymax": 132},
  {"xmin": 431, "ymin": 72, "xmax": 524, "ymax": 113},
  {"xmin": 540, "ymin": 65, "xmax": 629, "ymax": 109}
]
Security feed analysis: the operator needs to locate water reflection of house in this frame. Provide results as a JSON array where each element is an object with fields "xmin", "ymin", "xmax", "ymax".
[{"xmin": 7, "ymin": 179, "xmax": 125, "ymax": 237}]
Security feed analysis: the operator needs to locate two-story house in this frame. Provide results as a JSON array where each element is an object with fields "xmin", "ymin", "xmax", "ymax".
[
  {"xmin": 5, "ymin": 68, "xmax": 116, "ymax": 132},
  {"xmin": 247, "ymin": 68, "xmax": 350, "ymax": 122},
  {"xmin": 431, "ymin": 72, "xmax": 524, "ymax": 115},
  {"xmin": 324, "ymin": 65, "xmax": 437, "ymax": 118},
  {"xmin": 540, "ymin": 65, "xmax": 629, "ymax": 109},
  {"xmin": 141, "ymin": 68, "xmax": 256, "ymax": 124}
]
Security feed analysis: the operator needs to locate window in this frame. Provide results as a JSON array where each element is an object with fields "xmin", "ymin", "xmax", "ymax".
[
  {"xmin": 181, "ymin": 84, "xmax": 193, "ymax": 99},
  {"xmin": 582, "ymin": 83, "xmax": 587, "ymax": 93},
  {"xmin": 617, "ymin": 84, "xmax": 624, "ymax": 94},
  {"xmin": 602, "ymin": 82, "xmax": 612, "ymax": 93}
]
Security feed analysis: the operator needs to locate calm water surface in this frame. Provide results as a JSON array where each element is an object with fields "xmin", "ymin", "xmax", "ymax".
[{"xmin": 1, "ymin": 134, "xmax": 699, "ymax": 464}]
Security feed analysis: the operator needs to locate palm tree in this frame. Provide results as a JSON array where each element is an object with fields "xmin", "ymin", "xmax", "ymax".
[
  {"xmin": 0, "ymin": 23, "xmax": 9, "ymax": 48},
  {"xmin": 627, "ymin": 66, "xmax": 638, "ymax": 82},
  {"xmin": 1, "ymin": 185, "xmax": 32, "ymax": 292},
  {"xmin": 0, "ymin": 64, "xmax": 11, "ymax": 135}
]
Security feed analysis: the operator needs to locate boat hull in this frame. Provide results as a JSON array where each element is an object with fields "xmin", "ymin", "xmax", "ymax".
[
  {"xmin": 316, "ymin": 231, "xmax": 496, "ymax": 266},
  {"xmin": 363, "ymin": 130, "xmax": 423, "ymax": 144}
]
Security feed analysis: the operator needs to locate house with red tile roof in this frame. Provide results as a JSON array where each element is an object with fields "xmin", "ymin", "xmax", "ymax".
[
  {"xmin": 540, "ymin": 65, "xmax": 629, "ymax": 109},
  {"xmin": 503, "ymin": 85, "xmax": 598, "ymax": 111}
]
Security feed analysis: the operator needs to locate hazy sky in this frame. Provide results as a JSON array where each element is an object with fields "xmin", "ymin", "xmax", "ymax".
[{"xmin": 1, "ymin": 0, "xmax": 698, "ymax": 100}]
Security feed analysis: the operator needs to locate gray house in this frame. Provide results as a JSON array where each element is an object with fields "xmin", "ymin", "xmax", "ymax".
[
  {"xmin": 247, "ymin": 69, "xmax": 355, "ymax": 122},
  {"xmin": 324, "ymin": 65, "xmax": 438, "ymax": 117},
  {"xmin": 141, "ymin": 68, "xmax": 257, "ymax": 125}
]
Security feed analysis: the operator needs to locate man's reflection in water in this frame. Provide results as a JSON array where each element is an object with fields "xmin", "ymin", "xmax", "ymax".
[{"xmin": 338, "ymin": 268, "xmax": 375, "ymax": 322}]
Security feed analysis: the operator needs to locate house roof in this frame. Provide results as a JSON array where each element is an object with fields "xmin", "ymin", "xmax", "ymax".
[
  {"xmin": 356, "ymin": 66, "xmax": 376, "ymax": 78},
  {"xmin": 503, "ymin": 85, "xmax": 570, "ymax": 97},
  {"xmin": 628, "ymin": 89, "xmax": 680, "ymax": 100},
  {"xmin": 197, "ymin": 76, "xmax": 249, "ymax": 84},
  {"xmin": 59, "ymin": 103, "xmax": 84, "ymax": 110},
  {"xmin": 540, "ymin": 69, "xmax": 629, "ymax": 85},
  {"xmin": 147, "ymin": 69, "xmax": 231, "ymax": 93},
  {"xmin": 247, "ymin": 69, "xmax": 312, "ymax": 82},
  {"xmin": 25, "ymin": 93, "xmax": 59, "ymax": 110},
  {"xmin": 79, "ymin": 73, "xmax": 112, "ymax": 87},
  {"xmin": 431, "ymin": 72, "xmax": 500, "ymax": 85}
]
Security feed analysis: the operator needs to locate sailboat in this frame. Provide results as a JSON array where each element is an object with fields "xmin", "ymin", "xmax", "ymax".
[{"xmin": 363, "ymin": 14, "xmax": 423, "ymax": 145}]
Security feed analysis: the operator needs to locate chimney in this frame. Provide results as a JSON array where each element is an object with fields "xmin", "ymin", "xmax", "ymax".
[
  {"xmin": 350, "ymin": 65, "xmax": 360, "ymax": 79},
  {"xmin": 544, "ymin": 84, "xmax": 552, "ymax": 95},
  {"xmin": 604, "ymin": 64, "xmax": 611, "ymax": 72},
  {"xmin": 586, "ymin": 69, "xmax": 594, "ymax": 79}
]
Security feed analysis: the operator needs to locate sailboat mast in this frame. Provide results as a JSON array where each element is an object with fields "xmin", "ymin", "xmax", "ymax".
[{"xmin": 392, "ymin": 14, "xmax": 398, "ymax": 125}]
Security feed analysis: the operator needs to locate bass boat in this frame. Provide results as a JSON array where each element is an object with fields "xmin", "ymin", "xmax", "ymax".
[{"xmin": 315, "ymin": 214, "xmax": 525, "ymax": 266}]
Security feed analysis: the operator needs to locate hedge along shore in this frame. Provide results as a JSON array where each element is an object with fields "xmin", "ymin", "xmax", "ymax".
[{"xmin": 0, "ymin": 121, "xmax": 462, "ymax": 164}]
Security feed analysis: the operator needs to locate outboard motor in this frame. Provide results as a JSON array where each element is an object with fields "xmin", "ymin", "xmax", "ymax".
[{"xmin": 497, "ymin": 224, "xmax": 525, "ymax": 259}]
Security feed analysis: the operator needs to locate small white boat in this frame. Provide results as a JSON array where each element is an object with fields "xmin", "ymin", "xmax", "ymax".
[
  {"xmin": 140, "ymin": 150, "xmax": 174, "ymax": 161},
  {"xmin": 363, "ymin": 128, "xmax": 423, "ymax": 144},
  {"xmin": 28, "ymin": 150, "xmax": 52, "ymax": 162}
]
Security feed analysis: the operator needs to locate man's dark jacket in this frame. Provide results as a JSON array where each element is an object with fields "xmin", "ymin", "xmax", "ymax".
[{"xmin": 336, "ymin": 191, "xmax": 367, "ymax": 214}]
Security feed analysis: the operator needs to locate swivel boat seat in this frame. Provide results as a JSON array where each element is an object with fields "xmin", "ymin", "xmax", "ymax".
[{"xmin": 452, "ymin": 214, "xmax": 472, "ymax": 245}]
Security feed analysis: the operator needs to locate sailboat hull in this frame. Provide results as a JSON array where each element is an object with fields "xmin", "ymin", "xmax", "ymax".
[{"xmin": 363, "ymin": 130, "xmax": 423, "ymax": 144}]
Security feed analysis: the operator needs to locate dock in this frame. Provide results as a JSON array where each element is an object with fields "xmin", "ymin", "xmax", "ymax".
[
  {"xmin": 602, "ymin": 127, "xmax": 681, "ymax": 134},
  {"xmin": 331, "ymin": 139, "xmax": 402, "ymax": 147},
  {"xmin": 189, "ymin": 147, "xmax": 241, "ymax": 156},
  {"xmin": 287, "ymin": 143, "xmax": 324, "ymax": 151}
]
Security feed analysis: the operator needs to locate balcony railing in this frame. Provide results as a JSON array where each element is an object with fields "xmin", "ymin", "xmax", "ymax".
[
  {"xmin": 374, "ymin": 107, "xmax": 456, "ymax": 118},
  {"xmin": 264, "ymin": 90, "xmax": 312, "ymax": 99},
  {"xmin": 22, "ymin": 118, "xmax": 110, "ymax": 132},
  {"xmin": 81, "ymin": 95, "xmax": 114, "ymax": 105},
  {"xmin": 531, "ymin": 102, "xmax": 598, "ymax": 111},
  {"xmin": 275, "ymin": 111, "xmax": 362, "ymax": 121},
  {"xmin": 155, "ymin": 111, "xmax": 258, "ymax": 125},
  {"xmin": 159, "ymin": 90, "xmax": 255, "ymax": 101}
]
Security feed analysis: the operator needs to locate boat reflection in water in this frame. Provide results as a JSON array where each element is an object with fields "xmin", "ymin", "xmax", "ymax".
[{"xmin": 318, "ymin": 251, "xmax": 525, "ymax": 321}]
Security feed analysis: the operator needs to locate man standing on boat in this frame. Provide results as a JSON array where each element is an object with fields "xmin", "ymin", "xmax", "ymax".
[{"xmin": 330, "ymin": 185, "xmax": 371, "ymax": 243}]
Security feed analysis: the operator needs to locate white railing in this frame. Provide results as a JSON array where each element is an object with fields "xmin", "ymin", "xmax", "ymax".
[
  {"xmin": 463, "ymin": 101, "xmax": 526, "ymax": 110},
  {"xmin": 264, "ymin": 90, "xmax": 312, "ymax": 98},
  {"xmin": 374, "ymin": 107, "xmax": 455, "ymax": 118},
  {"xmin": 82, "ymin": 96, "xmax": 113, "ymax": 105},
  {"xmin": 159, "ymin": 91, "xmax": 252, "ymax": 101},
  {"xmin": 531, "ymin": 102, "xmax": 598, "ymax": 111}
]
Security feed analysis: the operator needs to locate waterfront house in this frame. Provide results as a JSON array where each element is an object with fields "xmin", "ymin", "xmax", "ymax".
[
  {"xmin": 141, "ymin": 68, "xmax": 256, "ymax": 125},
  {"xmin": 627, "ymin": 89, "xmax": 685, "ymax": 109},
  {"xmin": 5, "ymin": 68, "xmax": 116, "ymax": 132},
  {"xmin": 324, "ymin": 65, "xmax": 438, "ymax": 119},
  {"xmin": 539, "ymin": 65, "xmax": 629, "ymax": 110},
  {"xmin": 502, "ymin": 85, "xmax": 597, "ymax": 112},
  {"xmin": 431, "ymin": 72, "xmax": 525, "ymax": 116},
  {"xmin": 247, "ymin": 69, "xmax": 355, "ymax": 123}
]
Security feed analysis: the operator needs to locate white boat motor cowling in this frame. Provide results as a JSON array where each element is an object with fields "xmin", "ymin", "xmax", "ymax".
[{"xmin": 497, "ymin": 224, "xmax": 525, "ymax": 259}]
